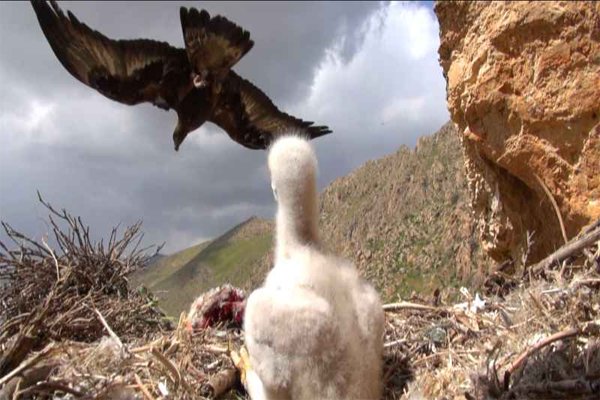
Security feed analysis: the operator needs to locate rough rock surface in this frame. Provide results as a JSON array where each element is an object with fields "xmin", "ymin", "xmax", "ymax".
[
  {"xmin": 318, "ymin": 123, "xmax": 489, "ymax": 299},
  {"xmin": 245, "ymin": 122, "xmax": 490, "ymax": 300},
  {"xmin": 435, "ymin": 1, "xmax": 600, "ymax": 263}
]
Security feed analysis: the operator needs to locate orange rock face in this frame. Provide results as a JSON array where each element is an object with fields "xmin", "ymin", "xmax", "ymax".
[{"xmin": 435, "ymin": 1, "xmax": 600, "ymax": 263}]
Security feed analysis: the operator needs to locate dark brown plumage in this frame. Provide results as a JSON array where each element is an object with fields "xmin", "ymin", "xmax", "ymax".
[{"xmin": 30, "ymin": 0, "xmax": 332, "ymax": 151}]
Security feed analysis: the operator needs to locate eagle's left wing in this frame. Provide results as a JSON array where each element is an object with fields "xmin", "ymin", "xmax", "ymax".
[{"xmin": 210, "ymin": 71, "xmax": 332, "ymax": 149}]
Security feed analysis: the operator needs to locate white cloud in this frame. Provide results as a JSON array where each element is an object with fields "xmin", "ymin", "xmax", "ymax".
[
  {"xmin": 391, "ymin": 3, "xmax": 439, "ymax": 60},
  {"xmin": 24, "ymin": 100, "xmax": 55, "ymax": 132},
  {"xmin": 291, "ymin": 1, "xmax": 449, "ymax": 184},
  {"xmin": 1, "ymin": 85, "xmax": 146, "ymax": 155},
  {"xmin": 1, "ymin": 98, "xmax": 53, "ymax": 142},
  {"xmin": 381, "ymin": 96, "xmax": 427, "ymax": 124}
]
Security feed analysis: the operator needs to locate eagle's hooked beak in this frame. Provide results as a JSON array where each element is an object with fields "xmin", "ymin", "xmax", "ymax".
[{"xmin": 173, "ymin": 122, "xmax": 187, "ymax": 152}]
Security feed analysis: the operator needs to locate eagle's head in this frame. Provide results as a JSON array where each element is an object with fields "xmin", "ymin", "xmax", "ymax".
[
  {"xmin": 173, "ymin": 122, "xmax": 190, "ymax": 152},
  {"xmin": 173, "ymin": 106, "xmax": 202, "ymax": 151},
  {"xmin": 173, "ymin": 88, "xmax": 213, "ymax": 151}
]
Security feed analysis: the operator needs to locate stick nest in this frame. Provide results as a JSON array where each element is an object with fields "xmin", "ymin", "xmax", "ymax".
[{"xmin": 1, "ymin": 195, "xmax": 599, "ymax": 399}]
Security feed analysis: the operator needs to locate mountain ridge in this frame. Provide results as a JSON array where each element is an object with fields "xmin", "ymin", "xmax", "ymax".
[
  {"xmin": 133, "ymin": 216, "xmax": 272, "ymax": 316},
  {"xmin": 136, "ymin": 121, "xmax": 490, "ymax": 315}
]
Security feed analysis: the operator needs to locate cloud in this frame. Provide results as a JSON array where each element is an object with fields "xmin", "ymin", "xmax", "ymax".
[
  {"xmin": 291, "ymin": 1, "xmax": 449, "ymax": 186},
  {"xmin": 0, "ymin": 1, "xmax": 449, "ymax": 254},
  {"xmin": 381, "ymin": 97, "xmax": 427, "ymax": 124}
]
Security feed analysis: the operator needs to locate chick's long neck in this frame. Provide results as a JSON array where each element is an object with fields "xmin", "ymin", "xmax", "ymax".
[{"xmin": 275, "ymin": 182, "xmax": 320, "ymax": 262}]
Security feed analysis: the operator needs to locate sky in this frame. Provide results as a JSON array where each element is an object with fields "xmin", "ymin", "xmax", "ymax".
[{"xmin": 0, "ymin": 1, "xmax": 448, "ymax": 254}]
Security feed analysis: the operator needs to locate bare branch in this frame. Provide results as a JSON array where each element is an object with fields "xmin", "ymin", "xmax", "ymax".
[
  {"xmin": 529, "ymin": 222, "xmax": 600, "ymax": 275},
  {"xmin": 533, "ymin": 173, "xmax": 568, "ymax": 245}
]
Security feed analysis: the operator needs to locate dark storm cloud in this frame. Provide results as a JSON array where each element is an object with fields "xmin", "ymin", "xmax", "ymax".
[
  {"xmin": 1, "ymin": 1, "xmax": 381, "ymax": 103},
  {"xmin": 0, "ymin": 1, "xmax": 448, "ymax": 253}
]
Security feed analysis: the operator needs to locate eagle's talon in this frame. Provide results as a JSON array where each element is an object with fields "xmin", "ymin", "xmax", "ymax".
[
  {"xmin": 231, "ymin": 346, "xmax": 251, "ymax": 388},
  {"xmin": 193, "ymin": 75, "xmax": 208, "ymax": 88}
]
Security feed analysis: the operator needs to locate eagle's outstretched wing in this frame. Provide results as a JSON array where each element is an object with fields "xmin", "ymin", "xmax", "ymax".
[
  {"xmin": 180, "ymin": 7, "xmax": 254, "ymax": 82},
  {"xmin": 210, "ymin": 72, "xmax": 332, "ymax": 149},
  {"xmin": 31, "ymin": 0, "xmax": 190, "ymax": 110}
]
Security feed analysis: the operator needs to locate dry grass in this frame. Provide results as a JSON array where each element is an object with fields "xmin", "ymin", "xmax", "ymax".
[
  {"xmin": 1, "ymin": 196, "xmax": 598, "ymax": 399},
  {"xmin": 384, "ymin": 273, "xmax": 600, "ymax": 399},
  {"xmin": 5, "ymin": 264, "xmax": 597, "ymax": 399},
  {"xmin": 1, "ymin": 311, "xmax": 246, "ymax": 399},
  {"xmin": 383, "ymin": 223, "xmax": 600, "ymax": 400}
]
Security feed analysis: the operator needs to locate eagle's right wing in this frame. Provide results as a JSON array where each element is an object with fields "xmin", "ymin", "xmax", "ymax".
[
  {"xmin": 210, "ymin": 71, "xmax": 332, "ymax": 149},
  {"xmin": 31, "ymin": 0, "xmax": 190, "ymax": 110},
  {"xmin": 180, "ymin": 7, "xmax": 254, "ymax": 82}
]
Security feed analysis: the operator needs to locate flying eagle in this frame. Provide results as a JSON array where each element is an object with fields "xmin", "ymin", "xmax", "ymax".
[{"xmin": 30, "ymin": 0, "xmax": 332, "ymax": 151}]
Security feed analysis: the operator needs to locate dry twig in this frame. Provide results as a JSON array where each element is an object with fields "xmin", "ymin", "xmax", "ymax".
[
  {"xmin": 504, "ymin": 326, "xmax": 580, "ymax": 379},
  {"xmin": 533, "ymin": 173, "xmax": 568, "ymax": 244},
  {"xmin": 529, "ymin": 222, "xmax": 600, "ymax": 275},
  {"xmin": 383, "ymin": 301, "xmax": 441, "ymax": 313}
]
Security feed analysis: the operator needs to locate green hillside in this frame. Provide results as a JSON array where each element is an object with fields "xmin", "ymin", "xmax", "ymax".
[
  {"xmin": 131, "ymin": 242, "xmax": 209, "ymax": 289},
  {"xmin": 134, "ymin": 217, "xmax": 273, "ymax": 317}
]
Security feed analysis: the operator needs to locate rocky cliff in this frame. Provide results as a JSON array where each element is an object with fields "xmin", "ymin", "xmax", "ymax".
[
  {"xmin": 318, "ymin": 122, "xmax": 488, "ymax": 300},
  {"xmin": 243, "ymin": 122, "xmax": 490, "ymax": 300},
  {"xmin": 435, "ymin": 1, "xmax": 600, "ymax": 264}
]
